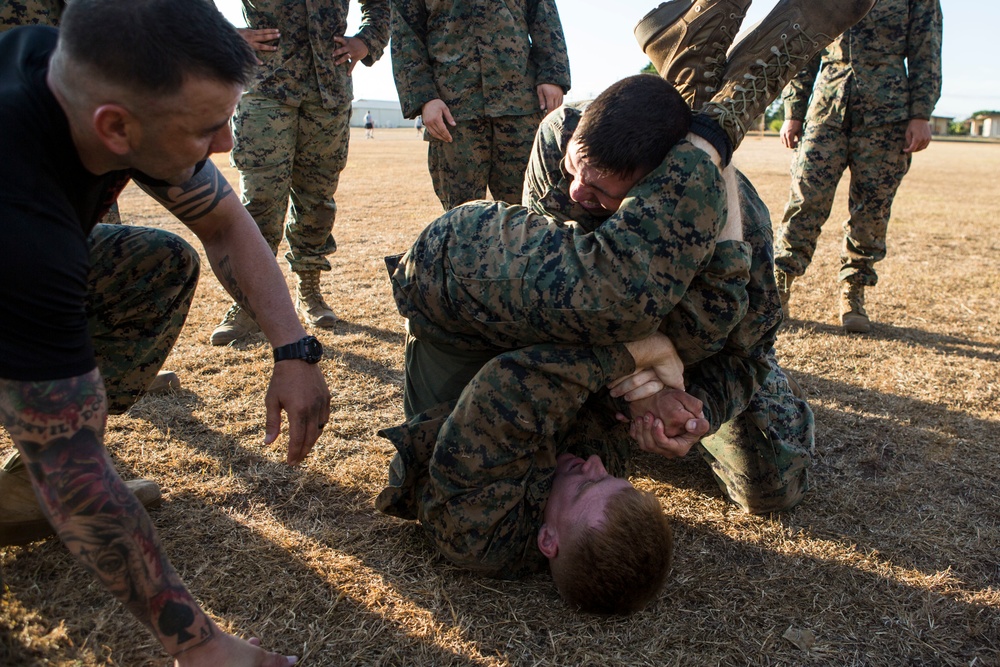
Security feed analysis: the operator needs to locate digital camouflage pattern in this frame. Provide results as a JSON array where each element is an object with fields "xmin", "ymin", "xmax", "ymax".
[
  {"xmin": 0, "ymin": 0, "xmax": 64, "ymax": 31},
  {"xmin": 387, "ymin": 136, "xmax": 728, "ymax": 353},
  {"xmin": 426, "ymin": 112, "xmax": 542, "ymax": 210},
  {"xmin": 390, "ymin": 0, "xmax": 570, "ymax": 121},
  {"xmin": 240, "ymin": 0, "xmax": 389, "ymax": 110},
  {"xmin": 775, "ymin": 0, "xmax": 942, "ymax": 285},
  {"xmin": 523, "ymin": 105, "xmax": 752, "ymax": 368},
  {"xmin": 523, "ymin": 106, "xmax": 811, "ymax": 491},
  {"xmin": 232, "ymin": 0, "xmax": 389, "ymax": 274},
  {"xmin": 377, "ymin": 343, "xmax": 635, "ymax": 578},
  {"xmin": 87, "ymin": 224, "xmax": 198, "ymax": 414},
  {"xmin": 391, "ymin": 0, "xmax": 570, "ymax": 208},
  {"xmin": 232, "ymin": 92, "xmax": 348, "ymax": 273}
]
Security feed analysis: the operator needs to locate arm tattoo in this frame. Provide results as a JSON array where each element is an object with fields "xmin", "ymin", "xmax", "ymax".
[
  {"xmin": 1, "ymin": 372, "xmax": 215, "ymax": 656},
  {"xmin": 137, "ymin": 161, "xmax": 232, "ymax": 224},
  {"xmin": 216, "ymin": 255, "xmax": 257, "ymax": 320}
]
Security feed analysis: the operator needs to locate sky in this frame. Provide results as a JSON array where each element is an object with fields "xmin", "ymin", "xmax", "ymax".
[{"xmin": 216, "ymin": 0, "xmax": 999, "ymax": 120}]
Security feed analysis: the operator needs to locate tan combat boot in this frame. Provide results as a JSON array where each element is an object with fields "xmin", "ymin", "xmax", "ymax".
[
  {"xmin": 146, "ymin": 370, "xmax": 181, "ymax": 394},
  {"xmin": 840, "ymin": 283, "xmax": 871, "ymax": 333},
  {"xmin": 635, "ymin": 0, "xmax": 753, "ymax": 109},
  {"xmin": 0, "ymin": 451, "xmax": 162, "ymax": 547},
  {"xmin": 700, "ymin": 0, "xmax": 875, "ymax": 152},
  {"xmin": 210, "ymin": 303, "xmax": 261, "ymax": 346},
  {"xmin": 774, "ymin": 269, "xmax": 794, "ymax": 320},
  {"xmin": 296, "ymin": 270, "xmax": 338, "ymax": 328}
]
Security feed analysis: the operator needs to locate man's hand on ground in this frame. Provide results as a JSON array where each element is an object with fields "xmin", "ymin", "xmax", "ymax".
[
  {"xmin": 265, "ymin": 361, "xmax": 331, "ymax": 465},
  {"xmin": 175, "ymin": 635, "xmax": 296, "ymax": 667}
]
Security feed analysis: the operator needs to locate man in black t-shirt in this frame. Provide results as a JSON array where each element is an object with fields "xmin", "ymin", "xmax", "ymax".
[{"xmin": 0, "ymin": 1, "xmax": 330, "ymax": 665}]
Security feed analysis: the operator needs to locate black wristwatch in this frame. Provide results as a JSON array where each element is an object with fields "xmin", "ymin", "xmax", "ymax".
[{"xmin": 273, "ymin": 335, "xmax": 323, "ymax": 364}]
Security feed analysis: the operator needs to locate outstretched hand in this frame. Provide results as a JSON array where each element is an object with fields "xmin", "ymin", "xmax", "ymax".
[
  {"xmin": 175, "ymin": 635, "xmax": 296, "ymax": 667},
  {"xmin": 265, "ymin": 360, "xmax": 331, "ymax": 465}
]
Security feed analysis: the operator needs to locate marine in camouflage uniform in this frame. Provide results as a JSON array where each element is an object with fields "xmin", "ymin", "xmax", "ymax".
[
  {"xmin": 773, "ymin": 0, "xmax": 942, "ymax": 319},
  {"xmin": 218, "ymin": 0, "xmax": 389, "ymax": 337},
  {"xmin": 377, "ymin": 106, "xmax": 814, "ymax": 578},
  {"xmin": 390, "ymin": 0, "xmax": 571, "ymax": 210}
]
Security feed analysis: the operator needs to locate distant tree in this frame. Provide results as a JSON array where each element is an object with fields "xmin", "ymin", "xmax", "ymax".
[
  {"xmin": 641, "ymin": 62, "xmax": 657, "ymax": 74},
  {"xmin": 948, "ymin": 121, "xmax": 970, "ymax": 136},
  {"xmin": 970, "ymin": 109, "xmax": 1000, "ymax": 117}
]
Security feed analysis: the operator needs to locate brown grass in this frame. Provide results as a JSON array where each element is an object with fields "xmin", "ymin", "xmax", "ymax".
[{"xmin": 2, "ymin": 128, "xmax": 998, "ymax": 666}]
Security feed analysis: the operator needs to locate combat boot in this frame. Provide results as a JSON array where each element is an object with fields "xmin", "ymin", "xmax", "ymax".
[
  {"xmin": 635, "ymin": 0, "xmax": 753, "ymax": 109},
  {"xmin": 0, "ymin": 450, "xmax": 162, "ymax": 547},
  {"xmin": 146, "ymin": 370, "xmax": 181, "ymax": 394},
  {"xmin": 296, "ymin": 270, "xmax": 338, "ymax": 328},
  {"xmin": 210, "ymin": 303, "xmax": 260, "ymax": 346},
  {"xmin": 840, "ymin": 282, "xmax": 871, "ymax": 333},
  {"xmin": 775, "ymin": 269, "xmax": 794, "ymax": 320},
  {"xmin": 701, "ymin": 0, "xmax": 875, "ymax": 151}
]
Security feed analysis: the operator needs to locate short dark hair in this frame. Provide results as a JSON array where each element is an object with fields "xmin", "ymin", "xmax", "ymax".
[
  {"xmin": 58, "ymin": 0, "xmax": 256, "ymax": 95},
  {"xmin": 551, "ymin": 486, "xmax": 673, "ymax": 615},
  {"xmin": 573, "ymin": 74, "xmax": 692, "ymax": 179}
]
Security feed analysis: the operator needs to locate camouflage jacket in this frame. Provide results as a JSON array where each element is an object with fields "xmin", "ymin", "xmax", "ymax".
[
  {"xmin": 0, "ymin": 0, "xmax": 64, "ymax": 30},
  {"xmin": 523, "ymin": 105, "xmax": 780, "ymax": 430},
  {"xmin": 240, "ymin": 0, "xmax": 390, "ymax": 109},
  {"xmin": 782, "ymin": 0, "xmax": 942, "ymax": 126},
  {"xmin": 390, "ymin": 0, "xmax": 571, "ymax": 120},
  {"xmin": 388, "ymin": 138, "xmax": 729, "ymax": 358},
  {"xmin": 376, "ymin": 343, "xmax": 637, "ymax": 579}
]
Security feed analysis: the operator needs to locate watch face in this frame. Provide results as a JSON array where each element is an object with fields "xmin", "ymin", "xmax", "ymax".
[{"xmin": 303, "ymin": 336, "xmax": 323, "ymax": 363}]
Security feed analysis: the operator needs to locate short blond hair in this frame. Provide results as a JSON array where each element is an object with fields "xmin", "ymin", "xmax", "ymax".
[{"xmin": 551, "ymin": 487, "xmax": 673, "ymax": 614}]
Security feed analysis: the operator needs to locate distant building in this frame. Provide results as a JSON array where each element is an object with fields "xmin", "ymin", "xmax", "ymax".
[
  {"xmin": 351, "ymin": 99, "xmax": 406, "ymax": 128},
  {"xmin": 969, "ymin": 112, "xmax": 1000, "ymax": 138},
  {"xmin": 929, "ymin": 115, "xmax": 952, "ymax": 136}
]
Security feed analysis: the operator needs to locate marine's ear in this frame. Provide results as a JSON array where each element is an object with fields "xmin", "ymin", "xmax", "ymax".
[
  {"xmin": 537, "ymin": 522, "xmax": 559, "ymax": 559},
  {"xmin": 92, "ymin": 103, "xmax": 137, "ymax": 157}
]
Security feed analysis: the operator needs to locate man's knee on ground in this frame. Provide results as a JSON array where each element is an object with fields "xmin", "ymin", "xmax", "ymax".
[{"xmin": 550, "ymin": 487, "xmax": 672, "ymax": 615}]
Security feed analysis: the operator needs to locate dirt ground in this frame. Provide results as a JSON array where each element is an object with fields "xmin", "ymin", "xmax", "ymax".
[{"xmin": 2, "ymin": 128, "xmax": 998, "ymax": 666}]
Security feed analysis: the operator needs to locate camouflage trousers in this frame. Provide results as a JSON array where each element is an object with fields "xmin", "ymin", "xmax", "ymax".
[
  {"xmin": 231, "ymin": 91, "xmax": 349, "ymax": 273},
  {"xmin": 774, "ymin": 118, "xmax": 912, "ymax": 286},
  {"xmin": 87, "ymin": 224, "xmax": 199, "ymax": 414},
  {"xmin": 426, "ymin": 112, "xmax": 543, "ymax": 210},
  {"xmin": 404, "ymin": 334, "xmax": 813, "ymax": 515},
  {"xmin": 697, "ymin": 352, "xmax": 813, "ymax": 514}
]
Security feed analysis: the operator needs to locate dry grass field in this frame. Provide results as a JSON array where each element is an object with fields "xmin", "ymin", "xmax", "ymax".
[{"xmin": 2, "ymin": 128, "xmax": 998, "ymax": 666}]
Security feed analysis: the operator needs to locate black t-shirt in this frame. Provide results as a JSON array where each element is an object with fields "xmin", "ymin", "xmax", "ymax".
[{"xmin": 0, "ymin": 26, "xmax": 132, "ymax": 381}]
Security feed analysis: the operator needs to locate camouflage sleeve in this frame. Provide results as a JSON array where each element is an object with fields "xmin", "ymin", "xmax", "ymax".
[
  {"xmin": 419, "ymin": 343, "xmax": 634, "ymax": 578},
  {"xmin": 681, "ymin": 172, "xmax": 781, "ymax": 431},
  {"xmin": 356, "ymin": 0, "xmax": 390, "ymax": 66},
  {"xmin": 905, "ymin": 0, "xmax": 942, "ymax": 119},
  {"xmin": 527, "ymin": 0, "xmax": 571, "ymax": 91},
  {"xmin": 657, "ymin": 239, "xmax": 751, "ymax": 365},
  {"xmin": 390, "ymin": 0, "xmax": 437, "ymax": 118},
  {"xmin": 781, "ymin": 52, "xmax": 822, "ymax": 121}
]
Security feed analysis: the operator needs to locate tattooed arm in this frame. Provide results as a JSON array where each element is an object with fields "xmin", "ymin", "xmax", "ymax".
[
  {"xmin": 0, "ymin": 371, "xmax": 294, "ymax": 666},
  {"xmin": 136, "ymin": 161, "xmax": 330, "ymax": 465}
]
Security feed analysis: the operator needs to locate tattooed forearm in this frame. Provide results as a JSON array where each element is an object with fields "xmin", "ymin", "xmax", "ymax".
[
  {"xmin": 0, "ymin": 370, "xmax": 106, "ymax": 437},
  {"xmin": 137, "ymin": 160, "xmax": 232, "ymax": 223},
  {"xmin": 2, "ymin": 373, "xmax": 215, "ymax": 656},
  {"xmin": 216, "ymin": 255, "xmax": 257, "ymax": 319}
]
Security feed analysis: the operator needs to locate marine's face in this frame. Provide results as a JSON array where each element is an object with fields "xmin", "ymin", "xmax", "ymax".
[
  {"xmin": 564, "ymin": 139, "xmax": 643, "ymax": 215},
  {"xmin": 544, "ymin": 453, "xmax": 633, "ymax": 533},
  {"xmin": 130, "ymin": 76, "xmax": 242, "ymax": 184}
]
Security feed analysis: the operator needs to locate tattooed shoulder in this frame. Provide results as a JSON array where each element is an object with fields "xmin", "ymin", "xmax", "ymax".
[{"xmin": 137, "ymin": 161, "xmax": 232, "ymax": 224}]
